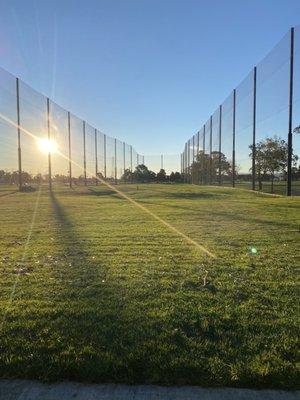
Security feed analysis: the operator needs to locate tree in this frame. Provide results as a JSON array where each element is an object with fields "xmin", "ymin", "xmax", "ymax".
[
  {"xmin": 249, "ymin": 136, "xmax": 298, "ymax": 193},
  {"xmin": 190, "ymin": 151, "xmax": 232, "ymax": 184},
  {"xmin": 293, "ymin": 125, "xmax": 300, "ymax": 134},
  {"xmin": 133, "ymin": 164, "xmax": 156, "ymax": 183},
  {"xmin": 190, "ymin": 151, "xmax": 210, "ymax": 184},
  {"xmin": 173, "ymin": 172, "xmax": 182, "ymax": 182},
  {"xmin": 169, "ymin": 171, "xmax": 182, "ymax": 182},
  {"xmin": 121, "ymin": 168, "xmax": 133, "ymax": 182},
  {"xmin": 156, "ymin": 169, "xmax": 166, "ymax": 182}
]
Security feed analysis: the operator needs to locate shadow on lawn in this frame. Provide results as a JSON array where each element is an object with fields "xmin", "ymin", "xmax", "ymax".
[
  {"xmin": 0, "ymin": 190, "xmax": 18, "ymax": 197},
  {"xmin": 49, "ymin": 191, "xmax": 104, "ymax": 288},
  {"xmin": 137, "ymin": 198, "xmax": 298, "ymax": 230},
  {"xmin": 87, "ymin": 187, "xmax": 120, "ymax": 198},
  {"xmin": 140, "ymin": 188, "xmax": 235, "ymax": 201}
]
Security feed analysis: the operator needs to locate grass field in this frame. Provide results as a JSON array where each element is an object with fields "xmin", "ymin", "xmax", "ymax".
[{"xmin": 0, "ymin": 183, "xmax": 299, "ymax": 389}]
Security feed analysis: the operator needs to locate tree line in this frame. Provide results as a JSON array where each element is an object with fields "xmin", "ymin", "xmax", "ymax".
[
  {"xmin": 121, "ymin": 164, "xmax": 183, "ymax": 183},
  {"xmin": 0, "ymin": 166, "xmax": 183, "ymax": 185},
  {"xmin": 188, "ymin": 136, "xmax": 300, "ymax": 192},
  {"xmin": 1, "ymin": 135, "xmax": 299, "ymax": 191}
]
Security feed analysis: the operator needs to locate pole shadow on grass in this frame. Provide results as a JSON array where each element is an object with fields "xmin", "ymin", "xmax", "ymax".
[
  {"xmin": 46, "ymin": 191, "xmax": 150, "ymax": 382},
  {"xmin": 49, "ymin": 191, "xmax": 105, "ymax": 294},
  {"xmin": 87, "ymin": 187, "xmax": 125, "ymax": 201},
  {"xmin": 0, "ymin": 190, "xmax": 18, "ymax": 197}
]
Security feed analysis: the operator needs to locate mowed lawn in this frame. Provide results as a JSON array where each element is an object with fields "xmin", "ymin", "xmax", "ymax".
[{"xmin": 0, "ymin": 184, "xmax": 299, "ymax": 389}]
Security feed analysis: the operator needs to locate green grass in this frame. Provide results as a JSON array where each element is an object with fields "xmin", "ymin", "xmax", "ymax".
[
  {"xmin": 220, "ymin": 180, "xmax": 300, "ymax": 196},
  {"xmin": 0, "ymin": 183, "xmax": 299, "ymax": 389}
]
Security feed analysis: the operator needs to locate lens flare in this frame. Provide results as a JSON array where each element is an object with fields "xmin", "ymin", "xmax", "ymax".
[
  {"xmin": 38, "ymin": 138, "xmax": 58, "ymax": 154},
  {"xmin": 250, "ymin": 247, "xmax": 257, "ymax": 254}
]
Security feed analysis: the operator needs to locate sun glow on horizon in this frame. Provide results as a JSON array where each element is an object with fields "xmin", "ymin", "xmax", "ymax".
[{"xmin": 37, "ymin": 138, "xmax": 58, "ymax": 154}]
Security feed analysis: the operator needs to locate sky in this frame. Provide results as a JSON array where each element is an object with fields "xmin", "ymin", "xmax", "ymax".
[{"xmin": 0, "ymin": 0, "xmax": 300, "ymax": 156}]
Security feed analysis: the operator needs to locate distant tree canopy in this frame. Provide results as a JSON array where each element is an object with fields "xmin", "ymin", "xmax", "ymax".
[
  {"xmin": 0, "ymin": 166, "xmax": 183, "ymax": 185},
  {"xmin": 121, "ymin": 165, "xmax": 182, "ymax": 183},
  {"xmin": 0, "ymin": 170, "xmax": 32, "ymax": 184},
  {"xmin": 157, "ymin": 169, "xmax": 167, "ymax": 182},
  {"xmin": 249, "ymin": 136, "xmax": 299, "ymax": 192},
  {"xmin": 169, "ymin": 171, "xmax": 182, "ymax": 182},
  {"xmin": 186, "ymin": 135, "xmax": 300, "ymax": 189},
  {"xmin": 188, "ymin": 151, "xmax": 233, "ymax": 183}
]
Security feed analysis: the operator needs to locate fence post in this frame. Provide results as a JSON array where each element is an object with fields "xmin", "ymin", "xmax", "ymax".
[
  {"xmin": 47, "ymin": 98, "xmax": 52, "ymax": 191},
  {"xmin": 104, "ymin": 134, "xmax": 107, "ymax": 179},
  {"xmin": 114, "ymin": 138, "xmax": 117, "ymax": 184},
  {"xmin": 95, "ymin": 128, "xmax": 98, "ymax": 185},
  {"xmin": 232, "ymin": 89, "xmax": 236, "ymax": 187},
  {"xmin": 287, "ymin": 27, "xmax": 294, "ymax": 196},
  {"xmin": 16, "ymin": 78, "xmax": 22, "ymax": 191},
  {"xmin": 68, "ymin": 111, "xmax": 72, "ymax": 188},
  {"xmin": 83, "ymin": 121, "xmax": 87, "ymax": 186},
  {"xmin": 219, "ymin": 105, "xmax": 222, "ymax": 185},
  {"xmin": 209, "ymin": 116, "xmax": 212, "ymax": 185},
  {"xmin": 252, "ymin": 67, "xmax": 257, "ymax": 191}
]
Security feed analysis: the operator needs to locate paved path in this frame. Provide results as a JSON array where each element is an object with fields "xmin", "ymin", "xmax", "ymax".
[{"xmin": 0, "ymin": 380, "xmax": 299, "ymax": 400}]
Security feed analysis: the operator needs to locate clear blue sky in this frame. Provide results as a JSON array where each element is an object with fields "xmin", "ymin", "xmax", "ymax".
[{"xmin": 0, "ymin": 0, "xmax": 299, "ymax": 155}]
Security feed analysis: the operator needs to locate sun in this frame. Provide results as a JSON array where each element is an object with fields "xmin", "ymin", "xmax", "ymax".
[{"xmin": 37, "ymin": 138, "xmax": 58, "ymax": 154}]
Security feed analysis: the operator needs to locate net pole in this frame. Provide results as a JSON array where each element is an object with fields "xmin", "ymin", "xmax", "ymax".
[
  {"xmin": 68, "ymin": 111, "xmax": 72, "ymax": 188},
  {"xmin": 252, "ymin": 67, "xmax": 257, "ymax": 191},
  {"xmin": 16, "ymin": 77, "xmax": 22, "ymax": 191},
  {"xmin": 47, "ymin": 98, "xmax": 52, "ymax": 191},
  {"xmin": 287, "ymin": 27, "xmax": 294, "ymax": 196}
]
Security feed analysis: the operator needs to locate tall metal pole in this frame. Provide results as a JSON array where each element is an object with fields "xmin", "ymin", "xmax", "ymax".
[
  {"xmin": 185, "ymin": 143, "xmax": 187, "ymax": 182},
  {"xmin": 209, "ymin": 116, "xmax": 212, "ymax": 185},
  {"xmin": 197, "ymin": 131, "xmax": 200, "ymax": 185},
  {"xmin": 123, "ymin": 142, "xmax": 126, "ymax": 183},
  {"xmin": 130, "ymin": 145, "xmax": 133, "ymax": 183},
  {"xmin": 161, "ymin": 154, "xmax": 163, "ymax": 170},
  {"xmin": 232, "ymin": 89, "xmax": 236, "ymax": 188},
  {"xmin": 95, "ymin": 128, "xmax": 98, "ymax": 185},
  {"xmin": 183, "ymin": 146, "xmax": 185, "ymax": 182},
  {"xmin": 184, "ymin": 144, "xmax": 187, "ymax": 183},
  {"xmin": 47, "ymin": 98, "xmax": 52, "ymax": 191},
  {"xmin": 187, "ymin": 140, "xmax": 190, "ymax": 183},
  {"xmin": 252, "ymin": 67, "xmax": 257, "ymax": 191},
  {"xmin": 104, "ymin": 134, "xmax": 107, "ymax": 179},
  {"xmin": 192, "ymin": 135, "xmax": 195, "ymax": 184},
  {"xmin": 114, "ymin": 138, "xmax": 117, "ymax": 184},
  {"xmin": 68, "ymin": 112, "xmax": 72, "ymax": 188},
  {"xmin": 181, "ymin": 153, "xmax": 182, "ymax": 175},
  {"xmin": 202, "ymin": 125, "xmax": 205, "ymax": 184},
  {"xmin": 83, "ymin": 121, "xmax": 87, "ymax": 186},
  {"xmin": 287, "ymin": 27, "xmax": 294, "ymax": 196},
  {"xmin": 219, "ymin": 105, "xmax": 222, "ymax": 185},
  {"xmin": 16, "ymin": 78, "xmax": 22, "ymax": 191}
]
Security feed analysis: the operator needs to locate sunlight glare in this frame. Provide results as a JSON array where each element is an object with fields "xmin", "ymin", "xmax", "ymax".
[{"xmin": 37, "ymin": 138, "xmax": 58, "ymax": 154}]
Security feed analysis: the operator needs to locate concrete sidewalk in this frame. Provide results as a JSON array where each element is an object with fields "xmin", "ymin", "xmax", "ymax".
[{"xmin": 0, "ymin": 380, "xmax": 299, "ymax": 400}]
